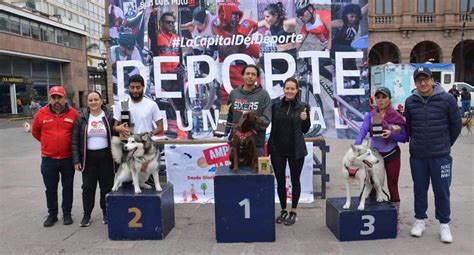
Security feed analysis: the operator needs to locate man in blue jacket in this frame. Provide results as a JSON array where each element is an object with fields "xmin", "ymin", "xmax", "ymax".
[{"xmin": 405, "ymin": 67, "xmax": 462, "ymax": 243}]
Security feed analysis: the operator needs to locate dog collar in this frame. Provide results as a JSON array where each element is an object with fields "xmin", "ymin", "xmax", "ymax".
[{"xmin": 235, "ymin": 130, "xmax": 256, "ymax": 141}]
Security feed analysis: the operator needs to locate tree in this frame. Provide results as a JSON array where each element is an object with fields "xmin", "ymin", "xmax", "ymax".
[
  {"xmin": 200, "ymin": 183, "xmax": 208, "ymax": 195},
  {"xmin": 86, "ymin": 43, "xmax": 100, "ymax": 66}
]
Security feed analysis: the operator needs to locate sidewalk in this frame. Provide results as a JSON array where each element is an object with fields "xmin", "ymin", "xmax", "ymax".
[{"xmin": 0, "ymin": 123, "xmax": 472, "ymax": 254}]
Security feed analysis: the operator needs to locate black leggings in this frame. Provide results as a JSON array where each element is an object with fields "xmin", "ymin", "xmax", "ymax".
[
  {"xmin": 82, "ymin": 148, "xmax": 114, "ymax": 216},
  {"xmin": 271, "ymin": 155, "xmax": 305, "ymax": 210}
]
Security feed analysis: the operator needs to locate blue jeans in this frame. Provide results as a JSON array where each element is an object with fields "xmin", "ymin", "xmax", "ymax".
[
  {"xmin": 410, "ymin": 155, "xmax": 452, "ymax": 224},
  {"xmin": 41, "ymin": 157, "xmax": 75, "ymax": 216},
  {"xmin": 461, "ymin": 101, "xmax": 471, "ymax": 116}
]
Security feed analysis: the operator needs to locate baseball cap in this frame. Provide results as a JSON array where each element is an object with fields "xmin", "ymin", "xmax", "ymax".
[
  {"xmin": 192, "ymin": 8, "xmax": 207, "ymax": 26},
  {"xmin": 49, "ymin": 86, "xmax": 65, "ymax": 97},
  {"xmin": 374, "ymin": 86, "xmax": 391, "ymax": 98},
  {"xmin": 413, "ymin": 66, "xmax": 432, "ymax": 79}
]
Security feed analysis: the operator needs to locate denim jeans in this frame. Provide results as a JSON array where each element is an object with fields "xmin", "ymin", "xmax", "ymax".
[{"xmin": 40, "ymin": 157, "xmax": 75, "ymax": 216}]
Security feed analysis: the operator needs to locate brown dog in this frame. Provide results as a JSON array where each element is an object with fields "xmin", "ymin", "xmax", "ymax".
[
  {"xmin": 229, "ymin": 111, "xmax": 263, "ymax": 172},
  {"xmin": 463, "ymin": 112, "xmax": 472, "ymax": 134}
]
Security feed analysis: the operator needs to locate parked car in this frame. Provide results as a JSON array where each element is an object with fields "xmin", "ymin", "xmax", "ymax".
[{"xmin": 454, "ymin": 82, "xmax": 474, "ymax": 109}]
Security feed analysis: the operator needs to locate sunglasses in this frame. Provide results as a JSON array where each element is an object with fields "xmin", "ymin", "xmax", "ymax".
[{"xmin": 415, "ymin": 77, "xmax": 431, "ymax": 84}]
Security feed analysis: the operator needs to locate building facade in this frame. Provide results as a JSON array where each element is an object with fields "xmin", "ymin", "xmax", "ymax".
[
  {"xmin": 0, "ymin": 2, "xmax": 88, "ymax": 115},
  {"xmin": 368, "ymin": 0, "xmax": 474, "ymax": 85},
  {"xmin": 3, "ymin": 0, "xmax": 110, "ymax": 106}
]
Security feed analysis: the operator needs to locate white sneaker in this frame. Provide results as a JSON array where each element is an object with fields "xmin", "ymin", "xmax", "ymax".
[
  {"xmin": 440, "ymin": 224, "xmax": 453, "ymax": 243},
  {"xmin": 410, "ymin": 219, "xmax": 425, "ymax": 237}
]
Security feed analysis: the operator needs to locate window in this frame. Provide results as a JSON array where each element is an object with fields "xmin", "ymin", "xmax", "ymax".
[
  {"xmin": 460, "ymin": 0, "xmax": 473, "ymax": 12},
  {"xmin": 0, "ymin": 12, "xmax": 9, "ymax": 31},
  {"xmin": 376, "ymin": 0, "xmax": 393, "ymax": 14},
  {"xmin": 418, "ymin": 0, "xmax": 435, "ymax": 13},
  {"xmin": 12, "ymin": 58, "xmax": 31, "ymax": 78},
  {"xmin": 69, "ymin": 33, "xmax": 81, "ymax": 49},
  {"xmin": 20, "ymin": 19, "xmax": 30, "ymax": 37},
  {"xmin": 48, "ymin": 62, "xmax": 61, "ymax": 79},
  {"xmin": 0, "ymin": 56, "xmax": 11, "ymax": 75},
  {"xmin": 9, "ymin": 16, "xmax": 20, "ymax": 34},
  {"xmin": 56, "ymin": 29, "xmax": 63, "ymax": 44},
  {"xmin": 40, "ymin": 25, "xmax": 54, "ymax": 42},
  {"xmin": 31, "ymin": 21, "xmax": 40, "ymax": 40},
  {"xmin": 32, "ymin": 60, "xmax": 47, "ymax": 78}
]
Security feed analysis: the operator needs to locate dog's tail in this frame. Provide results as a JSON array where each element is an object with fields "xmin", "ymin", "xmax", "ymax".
[{"xmin": 111, "ymin": 136, "xmax": 123, "ymax": 164}]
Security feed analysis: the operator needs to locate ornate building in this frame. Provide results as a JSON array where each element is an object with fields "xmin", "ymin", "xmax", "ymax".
[{"xmin": 368, "ymin": 0, "xmax": 474, "ymax": 84}]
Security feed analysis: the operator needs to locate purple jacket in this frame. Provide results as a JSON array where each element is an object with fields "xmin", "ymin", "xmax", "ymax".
[{"xmin": 355, "ymin": 107, "xmax": 407, "ymax": 152}]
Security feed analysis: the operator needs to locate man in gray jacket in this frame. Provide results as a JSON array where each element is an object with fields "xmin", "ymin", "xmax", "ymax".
[
  {"xmin": 404, "ymin": 67, "xmax": 462, "ymax": 243},
  {"xmin": 226, "ymin": 64, "xmax": 271, "ymax": 156}
]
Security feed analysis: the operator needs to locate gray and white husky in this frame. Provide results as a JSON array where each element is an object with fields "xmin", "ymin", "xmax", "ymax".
[
  {"xmin": 111, "ymin": 133, "xmax": 162, "ymax": 193},
  {"xmin": 341, "ymin": 140, "xmax": 388, "ymax": 210}
]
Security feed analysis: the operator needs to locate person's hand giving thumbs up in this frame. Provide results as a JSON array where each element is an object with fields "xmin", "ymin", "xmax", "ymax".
[{"xmin": 300, "ymin": 107, "xmax": 308, "ymax": 120}]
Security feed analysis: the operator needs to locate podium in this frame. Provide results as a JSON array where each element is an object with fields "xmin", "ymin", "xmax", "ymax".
[
  {"xmin": 214, "ymin": 166, "xmax": 275, "ymax": 243},
  {"xmin": 107, "ymin": 182, "xmax": 175, "ymax": 240},
  {"xmin": 326, "ymin": 197, "xmax": 397, "ymax": 241}
]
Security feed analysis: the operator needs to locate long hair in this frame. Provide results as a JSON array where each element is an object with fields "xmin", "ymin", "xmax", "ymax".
[{"xmin": 264, "ymin": 2, "xmax": 286, "ymax": 26}]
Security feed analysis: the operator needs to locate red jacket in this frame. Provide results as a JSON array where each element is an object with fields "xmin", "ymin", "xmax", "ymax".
[{"xmin": 32, "ymin": 105, "xmax": 79, "ymax": 159}]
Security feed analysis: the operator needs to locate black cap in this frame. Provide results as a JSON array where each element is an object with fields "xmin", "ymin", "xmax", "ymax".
[
  {"xmin": 192, "ymin": 8, "xmax": 207, "ymax": 26},
  {"xmin": 374, "ymin": 86, "xmax": 391, "ymax": 98},
  {"xmin": 413, "ymin": 66, "xmax": 432, "ymax": 79}
]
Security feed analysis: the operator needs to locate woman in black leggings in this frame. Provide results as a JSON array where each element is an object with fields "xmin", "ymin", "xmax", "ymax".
[{"xmin": 268, "ymin": 77, "xmax": 310, "ymax": 225}]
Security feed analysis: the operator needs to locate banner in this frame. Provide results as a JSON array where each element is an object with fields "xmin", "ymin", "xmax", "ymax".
[
  {"xmin": 165, "ymin": 143, "xmax": 314, "ymax": 203},
  {"xmin": 108, "ymin": 0, "xmax": 369, "ymax": 139}
]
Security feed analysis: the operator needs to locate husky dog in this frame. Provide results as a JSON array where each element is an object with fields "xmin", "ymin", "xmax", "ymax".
[
  {"xmin": 341, "ymin": 140, "xmax": 387, "ymax": 210},
  {"xmin": 111, "ymin": 133, "xmax": 162, "ymax": 194}
]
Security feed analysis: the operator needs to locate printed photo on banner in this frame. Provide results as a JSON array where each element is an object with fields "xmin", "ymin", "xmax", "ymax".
[{"xmin": 109, "ymin": 0, "xmax": 370, "ymax": 140}]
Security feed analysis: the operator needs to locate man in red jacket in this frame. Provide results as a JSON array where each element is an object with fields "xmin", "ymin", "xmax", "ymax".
[{"xmin": 32, "ymin": 86, "xmax": 79, "ymax": 227}]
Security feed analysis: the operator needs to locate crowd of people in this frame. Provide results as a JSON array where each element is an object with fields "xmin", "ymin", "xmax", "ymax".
[{"xmin": 28, "ymin": 0, "xmax": 465, "ymax": 245}]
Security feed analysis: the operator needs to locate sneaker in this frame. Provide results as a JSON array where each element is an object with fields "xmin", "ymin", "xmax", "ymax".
[
  {"xmin": 284, "ymin": 212, "xmax": 297, "ymax": 226},
  {"xmin": 43, "ymin": 215, "xmax": 58, "ymax": 227},
  {"xmin": 102, "ymin": 211, "xmax": 108, "ymax": 224},
  {"xmin": 79, "ymin": 215, "xmax": 91, "ymax": 227},
  {"xmin": 275, "ymin": 210, "xmax": 288, "ymax": 224},
  {"xmin": 410, "ymin": 219, "xmax": 425, "ymax": 237},
  {"xmin": 63, "ymin": 214, "xmax": 73, "ymax": 225},
  {"xmin": 440, "ymin": 224, "xmax": 453, "ymax": 243}
]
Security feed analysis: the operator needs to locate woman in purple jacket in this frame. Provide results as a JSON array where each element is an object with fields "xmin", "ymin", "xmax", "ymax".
[{"xmin": 355, "ymin": 86, "xmax": 407, "ymax": 231}]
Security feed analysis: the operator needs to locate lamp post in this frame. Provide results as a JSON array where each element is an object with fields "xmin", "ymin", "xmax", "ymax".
[{"xmin": 459, "ymin": 0, "xmax": 470, "ymax": 81}]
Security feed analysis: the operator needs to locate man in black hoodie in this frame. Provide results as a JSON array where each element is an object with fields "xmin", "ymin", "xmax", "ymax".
[{"xmin": 226, "ymin": 64, "xmax": 271, "ymax": 156}]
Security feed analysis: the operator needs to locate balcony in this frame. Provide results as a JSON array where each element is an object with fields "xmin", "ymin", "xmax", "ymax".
[{"xmin": 415, "ymin": 14, "xmax": 436, "ymax": 24}]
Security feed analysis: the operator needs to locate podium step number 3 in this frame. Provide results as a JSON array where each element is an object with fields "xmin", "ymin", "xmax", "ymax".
[{"xmin": 326, "ymin": 197, "xmax": 397, "ymax": 241}]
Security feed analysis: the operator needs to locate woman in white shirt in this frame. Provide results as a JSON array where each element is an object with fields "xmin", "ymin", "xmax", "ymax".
[{"xmin": 72, "ymin": 92, "xmax": 116, "ymax": 227}]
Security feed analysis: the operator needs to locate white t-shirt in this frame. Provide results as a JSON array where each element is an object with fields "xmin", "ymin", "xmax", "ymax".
[
  {"xmin": 87, "ymin": 111, "xmax": 108, "ymax": 150},
  {"xmin": 113, "ymin": 97, "xmax": 162, "ymax": 134}
]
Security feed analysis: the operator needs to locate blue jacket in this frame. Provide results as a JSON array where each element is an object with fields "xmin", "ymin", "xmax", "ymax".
[{"xmin": 404, "ymin": 83, "xmax": 462, "ymax": 159}]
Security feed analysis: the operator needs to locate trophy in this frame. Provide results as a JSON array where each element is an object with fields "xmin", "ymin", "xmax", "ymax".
[
  {"xmin": 119, "ymin": 99, "xmax": 131, "ymax": 141},
  {"xmin": 213, "ymin": 113, "xmax": 228, "ymax": 137},
  {"xmin": 371, "ymin": 111, "xmax": 384, "ymax": 137}
]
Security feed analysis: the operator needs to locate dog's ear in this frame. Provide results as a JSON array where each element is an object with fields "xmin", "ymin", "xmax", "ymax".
[
  {"xmin": 350, "ymin": 144, "xmax": 356, "ymax": 152},
  {"xmin": 361, "ymin": 139, "xmax": 369, "ymax": 147},
  {"xmin": 140, "ymin": 132, "xmax": 150, "ymax": 141}
]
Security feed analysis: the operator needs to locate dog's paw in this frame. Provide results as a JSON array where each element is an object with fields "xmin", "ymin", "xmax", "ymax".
[
  {"xmin": 134, "ymin": 189, "xmax": 142, "ymax": 194},
  {"xmin": 111, "ymin": 186, "xmax": 118, "ymax": 192},
  {"xmin": 155, "ymin": 185, "xmax": 162, "ymax": 192},
  {"xmin": 376, "ymin": 196, "xmax": 386, "ymax": 202},
  {"xmin": 357, "ymin": 204, "xmax": 365, "ymax": 211},
  {"xmin": 343, "ymin": 203, "xmax": 350, "ymax": 209}
]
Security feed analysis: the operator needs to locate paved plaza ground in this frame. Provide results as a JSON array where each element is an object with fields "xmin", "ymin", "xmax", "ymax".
[{"xmin": 0, "ymin": 119, "xmax": 472, "ymax": 254}]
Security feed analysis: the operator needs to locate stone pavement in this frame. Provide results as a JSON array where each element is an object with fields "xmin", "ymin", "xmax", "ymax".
[{"xmin": 0, "ymin": 119, "xmax": 473, "ymax": 255}]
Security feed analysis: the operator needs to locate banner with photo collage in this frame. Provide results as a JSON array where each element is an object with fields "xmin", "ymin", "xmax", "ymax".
[{"xmin": 108, "ymin": 0, "xmax": 370, "ymax": 140}]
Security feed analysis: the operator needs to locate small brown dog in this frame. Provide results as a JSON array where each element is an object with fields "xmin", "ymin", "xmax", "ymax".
[
  {"xmin": 229, "ymin": 111, "xmax": 263, "ymax": 172},
  {"xmin": 463, "ymin": 112, "xmax": 472, "ymax": 134}
]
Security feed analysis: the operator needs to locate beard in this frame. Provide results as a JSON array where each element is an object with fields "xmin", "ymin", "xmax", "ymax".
[{"xmin": 130, "ymin": 91, "xmax": 143, "ymax": 101}]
